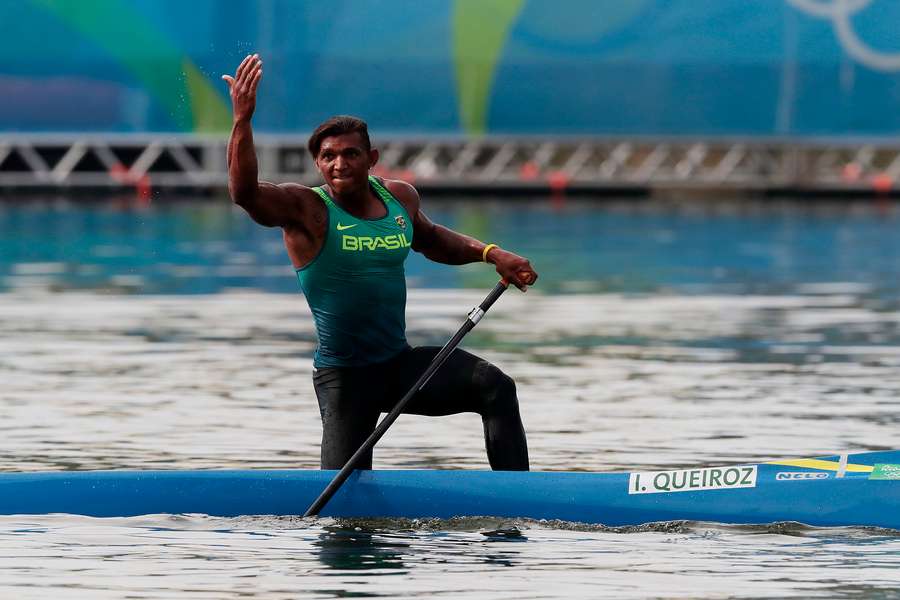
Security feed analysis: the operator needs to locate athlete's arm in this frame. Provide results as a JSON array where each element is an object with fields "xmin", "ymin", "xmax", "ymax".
[
  {"xmin": 385, "ymin": 179, "xmax": 538, "ymax": 291},
  {"xmin": 223, "ymin": 54, "xmax": 306, "ymax": 228}
]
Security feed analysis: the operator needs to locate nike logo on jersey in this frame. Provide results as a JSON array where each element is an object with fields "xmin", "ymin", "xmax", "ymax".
[{"xmin": 336, "ymin": 223, "xmax": 358, "ymax": 231}]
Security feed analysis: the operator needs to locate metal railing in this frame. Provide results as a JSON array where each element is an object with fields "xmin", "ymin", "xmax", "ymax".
[{"xmin": 1, "ymin": 134, "xmax": 898, "ymax": 194}]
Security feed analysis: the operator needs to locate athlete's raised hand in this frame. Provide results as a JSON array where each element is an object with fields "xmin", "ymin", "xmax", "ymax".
[{"xmin": 222, "ymin": 54, "xmax": 263, "ymax": 122}]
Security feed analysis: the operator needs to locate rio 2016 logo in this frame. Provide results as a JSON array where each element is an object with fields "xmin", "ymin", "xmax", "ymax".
[{"xmin": 787, "ymin": 0, "xmax": 900, "ymax": 71}]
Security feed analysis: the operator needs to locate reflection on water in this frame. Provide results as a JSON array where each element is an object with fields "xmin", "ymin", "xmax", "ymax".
[
  {"xmin": 315, "ymin": 526, "xmax": 409, "ymax": 572},
  {"xmin": 313, "ymin": 520, "xmax": 528, "ymax": 574},
  {"xmin": 3, "ymin": 197, "xmax": 900, "ymax": 598}
]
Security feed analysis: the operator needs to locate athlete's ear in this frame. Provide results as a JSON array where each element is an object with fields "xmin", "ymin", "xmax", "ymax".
[{"xmin": 368, "ymin": 148, "xmax": 379, "ymax": 169}]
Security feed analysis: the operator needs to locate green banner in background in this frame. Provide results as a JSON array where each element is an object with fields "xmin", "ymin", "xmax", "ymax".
[
  {"xmin": 452, "ymin": 0, "xmax": 524, "ymax": 135},
  {"xmin": 31, "ymin": 0, "xmax": 230, "ymax": 133}
]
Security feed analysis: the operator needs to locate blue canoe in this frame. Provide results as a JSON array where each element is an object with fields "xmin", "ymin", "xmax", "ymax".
[{"xmin": 1, "ymin": 450, "xmax": 899, "ymax": 528}]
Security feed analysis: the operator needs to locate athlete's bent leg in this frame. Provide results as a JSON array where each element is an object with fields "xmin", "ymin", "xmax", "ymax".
[
  {"xmin": 385, "ymin": 347, "xmax": 529, "ymax": 471},
  {"xmin": 470, "ymin": 359, "xmax": 530, "ymax": 471}
]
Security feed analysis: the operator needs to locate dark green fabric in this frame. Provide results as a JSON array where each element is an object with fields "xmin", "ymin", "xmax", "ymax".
[{"xmin": 297, "ymin": 176, "xmax": 413, "ymax": 367}]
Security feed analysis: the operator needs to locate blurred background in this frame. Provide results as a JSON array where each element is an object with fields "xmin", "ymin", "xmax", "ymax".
[
  {"xmin": 4, "ymin": 3, "xmax": 900, "ymax": 596},
  {"xmin": 4, "ymin": 0, "xmax": 900, "ymax": 194},
  {"xmin": 3, "ymin": 0, "xmax": 900, "ymax": 464}
]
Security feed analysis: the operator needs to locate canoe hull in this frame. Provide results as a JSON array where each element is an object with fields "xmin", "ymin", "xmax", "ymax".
[{"xmin": 1, "ymin": 451, "xmax": 899, "ymax": 528}]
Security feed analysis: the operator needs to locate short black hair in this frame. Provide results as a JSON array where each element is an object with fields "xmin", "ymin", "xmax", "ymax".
[{"xmin": 307, "ymin": 115, "xmax": 371, "ymax": 158}]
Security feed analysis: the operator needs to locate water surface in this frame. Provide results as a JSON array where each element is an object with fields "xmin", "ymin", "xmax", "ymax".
[{"xmin": 2, "ymin": 197, "xmax": 900, "ymax": 598}]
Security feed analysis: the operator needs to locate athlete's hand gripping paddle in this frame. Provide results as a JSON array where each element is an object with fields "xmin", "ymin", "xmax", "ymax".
[{"xmin": 304, "ymin": 279, "xmax": 510, "ymax": 517}]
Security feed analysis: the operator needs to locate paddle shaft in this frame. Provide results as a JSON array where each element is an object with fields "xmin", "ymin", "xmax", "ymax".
[{"xmin": 304, "ymin": 279, "xmax": 509, "ymax": 517}]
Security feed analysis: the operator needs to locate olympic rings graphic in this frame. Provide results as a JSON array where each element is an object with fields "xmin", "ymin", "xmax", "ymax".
[{"xmin": 786, "ymin": 0, "xmax": 900, "ymax": 70}]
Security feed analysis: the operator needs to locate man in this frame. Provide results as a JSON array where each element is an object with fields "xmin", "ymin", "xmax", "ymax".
[{"xmin": 222, "ymin": 54, "xmax": 537, "ymax": 471}]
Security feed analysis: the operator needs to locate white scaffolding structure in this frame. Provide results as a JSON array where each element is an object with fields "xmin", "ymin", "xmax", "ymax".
[{"xmin": 1, "ymin": 134, "xmax": 898, "ymax": 194}]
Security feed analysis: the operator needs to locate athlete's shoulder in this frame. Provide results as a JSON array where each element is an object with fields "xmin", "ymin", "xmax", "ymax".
[
  {"xmin": 266, "ymin": 181, "xmax": 327, "ymax": 229},
  {"xmin": 379, "ymin": 178, "xmax": 420, "ymax": 213},
  {"xmin": 276, "ymin": 181, "xmax": 322, "ymax": 200},
  {"xmin": 275, "ymin": 181, "xmax": 330, "ymax": 209}
]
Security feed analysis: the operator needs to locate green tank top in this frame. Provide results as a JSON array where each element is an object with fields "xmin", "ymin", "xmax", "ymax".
[{"xmin": 296, "ymin": 176, "xmax": 413, "ymax": 367}]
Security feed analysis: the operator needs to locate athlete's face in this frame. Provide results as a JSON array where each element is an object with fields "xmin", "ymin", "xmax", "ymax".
[{"xmin": 316, "ymin": 133, "xmax": 378, "ymax": 195}]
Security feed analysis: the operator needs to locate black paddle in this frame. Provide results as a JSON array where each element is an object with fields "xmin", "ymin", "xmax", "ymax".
[{"xmin": 304, "ymin": 279, "xmax": 510, "ymax": 517}]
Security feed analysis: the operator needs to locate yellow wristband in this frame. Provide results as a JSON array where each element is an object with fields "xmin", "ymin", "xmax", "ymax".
[{"xmin": 482, "ymin": 244, "xmax": 498, "ymax": 262}]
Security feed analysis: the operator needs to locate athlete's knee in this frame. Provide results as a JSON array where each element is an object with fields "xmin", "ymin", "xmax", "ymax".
[{"xmin": 473, "ymin": 360, "xmax": 518, "ymax": 415}]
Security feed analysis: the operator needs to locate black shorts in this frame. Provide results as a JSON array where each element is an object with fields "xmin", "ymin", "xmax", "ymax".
[{"xmin": 312, "ymin": 345, "xmax": 528, "ymax": 470}]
